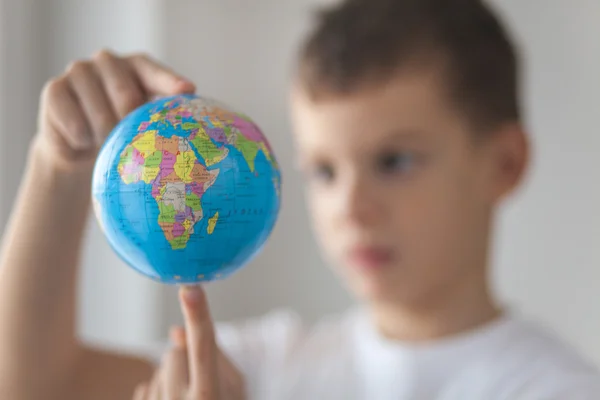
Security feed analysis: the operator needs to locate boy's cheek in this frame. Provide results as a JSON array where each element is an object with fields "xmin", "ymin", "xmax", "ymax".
[{"xmin": 306, "ymin": 194, "xmax": 337, "ymax": 240}]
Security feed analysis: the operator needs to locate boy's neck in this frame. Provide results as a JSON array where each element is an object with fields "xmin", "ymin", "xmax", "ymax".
[{"xmin": 369, "ymin": 270, "xmax": 502, "ymax": 343}]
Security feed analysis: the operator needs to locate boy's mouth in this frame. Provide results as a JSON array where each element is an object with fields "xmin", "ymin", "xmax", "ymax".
[{"xmin": 346, "ymin": 244, "xmax": 394, "ymax": 271}]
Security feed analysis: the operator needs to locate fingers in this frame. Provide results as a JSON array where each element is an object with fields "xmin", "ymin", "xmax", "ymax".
[
  {"xmin": 132, "ymin": 383, "xmax": 148, "ymax": 400},
  {"xmin": 136, "ymin": 308, "xmax": 238, "ymax": 400},
  {"xmin": 217, "ymin": 349, "xmax": 246, "ymax": 399},
  {"xmin": 170, "ymin": 325, "xmax": 188, "ymax": 348},
  {"xmin": 172, "ymin": 325, "xmax": 246, "ymax": 398},
  {"xmin": 42, "ymin": 77, "xmax": 92, "ymax": 151},
  {"xmin": 162, "ymin": 326, "xmax": 190, "ymax": 399},
  {"xmin": 179, "ymin": 285, "xmax": 219, "ymax": 399},
  {"xmin": 66, "ymin": 60, "xmax": 118, "ymax": 146},
  {"xmin": 147, "ymin": 369, "xmax": 162, "ymax": 400},
  {"xmin": 132, "ymin": 368, "xmax": 161, "ymax": 400},
  {"xmin": 126, "ymin": 53, "xmax": 196, "ymax": 96},
  {"xmin": 93, "ymin": 50, "xmax": 146, "ymax": 119},
  {"xmin": 37, "ymin": 48, "xmax": 196, "ymax": 169}
]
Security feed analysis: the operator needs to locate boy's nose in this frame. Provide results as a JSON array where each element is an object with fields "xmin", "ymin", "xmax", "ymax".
[{"xmin": 337, "ymin": 176, "xmax": 382, "ymax": 228}]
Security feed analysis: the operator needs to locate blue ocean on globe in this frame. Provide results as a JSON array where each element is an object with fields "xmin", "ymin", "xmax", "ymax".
[{"xmin": 92, "ymin": 94, "xmax": 281, "ymax": 284}]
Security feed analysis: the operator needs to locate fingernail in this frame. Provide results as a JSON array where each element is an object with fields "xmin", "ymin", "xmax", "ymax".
[
  {"xmin": 177, "ymin": 79, "xmax": 196, "ymax": 91},
  {"xmin": 169, "ymin": 325, "xmax": 180, "ymax": 340},
  {"xmin": 181, "ymin": 285, "xmax": 203, "ymax": 305},
  {"xmin": 169, "ymin": 326, "xmax": 186, "ymax": 348}
]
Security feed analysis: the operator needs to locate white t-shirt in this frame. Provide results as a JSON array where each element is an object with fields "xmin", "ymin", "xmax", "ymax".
[{"xmin": 147, "ymin": 308, "xmax": 600, "ymax": 399}]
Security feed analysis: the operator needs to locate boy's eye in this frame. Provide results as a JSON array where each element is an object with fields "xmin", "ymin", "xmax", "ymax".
[
  {"xmin": 377, "ymin": 152, "xmax": 417, "ymax": 174},
  {"xmin": 310, "ymin": 163, "xmax": 335, "ymax": 183}
]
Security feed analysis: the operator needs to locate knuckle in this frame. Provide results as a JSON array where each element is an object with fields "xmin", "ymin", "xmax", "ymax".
[
  {"xmin": 127, "ymin": 51, "xmax": 150, "ymax": 64},
  {"xmin": 92, "ymin": 48, "xmax": 115, "ymax": 61},
  {"xmin": 133, "ymin": 51, "xmax": 149, "ymax": 60},
  {"xmin": 66, "ymin": 59, "xmax": 91, "ymax": 75},
  {"xmin": 42, "ymin": 77, "xmax": 65, "ymax": 99}
]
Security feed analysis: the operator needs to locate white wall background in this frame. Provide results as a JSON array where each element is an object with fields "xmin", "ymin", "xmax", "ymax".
[
  {"xmin": 490, "ymin": 0, "xmax": 600, "ymax": 363},
  {"xmin": 0, "ymin": 0, "xmax": 599, "ymax": 365},
  {"xmin": 0, "ymin": 0, "xmax": 46, "ymax": 229}
]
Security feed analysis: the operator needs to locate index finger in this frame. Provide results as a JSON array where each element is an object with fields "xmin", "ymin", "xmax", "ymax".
[
  {"xmin": 126, "ymin": 53, "xmax": 196, "ymax": 96},
  {"xmin": 179, "ymin": 285, "xmax": 220, "ymax": 399}
]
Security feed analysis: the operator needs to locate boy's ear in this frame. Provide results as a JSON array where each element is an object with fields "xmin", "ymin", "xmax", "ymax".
[{"xmin": 485, "ymin": 123, "xmax": 530, "ymax": 203}]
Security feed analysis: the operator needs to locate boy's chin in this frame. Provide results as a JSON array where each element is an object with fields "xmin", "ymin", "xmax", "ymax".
[
  {"xmin": 346, "ymin": 275, "xmax": 404, "ymax": 304},
  {"xmin": 332, "ymin": 260, "xmax": 415, "ymax": 304}
]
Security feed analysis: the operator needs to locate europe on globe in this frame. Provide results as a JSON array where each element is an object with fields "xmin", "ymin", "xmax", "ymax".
[{"xmin": 91, "ymin": 94, "xmax": 281, "ymax": 284}]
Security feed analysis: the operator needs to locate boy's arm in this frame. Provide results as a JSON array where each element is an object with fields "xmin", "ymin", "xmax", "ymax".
[
  {"xmin": 0, "ymin": 50, "xmax": 196, "ymax": 400},
  {"xmin": 0, "ymin": 151, "xmax": 155, "ymax": 400}
]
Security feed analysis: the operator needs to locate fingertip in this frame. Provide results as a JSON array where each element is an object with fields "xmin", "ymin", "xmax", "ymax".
[
  {"xmin": 174, "ymin": 79, "xmax": 196, "ymax": 94},
  {"xmin": 169, "ymin": 325, "xmax": 180, "ymax": 336},
  {"xmin": 178, "ymin": 285, "xmax": 213, "ymax": 325},
  {"xmin": 179, "ymin": 285, "xmax": 205, "ymax": 307},
  {"xmin": 169, "ymin": 325, "xmax": 187, "ymax": 348}
]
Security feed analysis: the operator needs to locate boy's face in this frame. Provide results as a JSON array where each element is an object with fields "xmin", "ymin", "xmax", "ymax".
[{"xmin": 289, "ymin": 70, "xmax": 527, "ymax": 306}]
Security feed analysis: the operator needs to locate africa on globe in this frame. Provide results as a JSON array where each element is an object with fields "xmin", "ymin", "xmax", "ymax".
[{"xmin": 92, "ymin": 94, "xmax": 281, "ymax": 284}]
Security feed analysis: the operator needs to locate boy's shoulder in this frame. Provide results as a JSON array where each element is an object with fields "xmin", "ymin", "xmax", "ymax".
[{"xmin": 443, "ymin": 314, "xmax": 600, "ymax": 399}]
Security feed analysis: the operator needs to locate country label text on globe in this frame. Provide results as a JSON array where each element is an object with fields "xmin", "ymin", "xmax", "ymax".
[{"xmin": 92, "ymin": 94, "xmax": 281, "ymax": 283}]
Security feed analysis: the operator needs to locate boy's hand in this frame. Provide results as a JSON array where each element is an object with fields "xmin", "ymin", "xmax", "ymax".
[
  {"xmin": 133, "ymin": 286, "xmax": 246, "ymax": 400},
  {"xmin": 33, "ymin": 49, "xmax": 195, "ymax": 171}
]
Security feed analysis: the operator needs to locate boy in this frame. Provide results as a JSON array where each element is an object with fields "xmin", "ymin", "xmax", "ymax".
[{"xmin": 1, "ymin": 0, "xmax": 599, "ymax": 399}]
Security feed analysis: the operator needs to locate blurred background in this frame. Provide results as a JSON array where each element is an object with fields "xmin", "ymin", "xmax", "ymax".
[{"xmin": 0, "ymin": 0, "xmax": 599, "ymax": 366}]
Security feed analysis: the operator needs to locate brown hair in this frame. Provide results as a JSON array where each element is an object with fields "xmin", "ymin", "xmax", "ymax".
[{"xmin": 296, "ymin": 0, "xmax": 522, "ymax": 132}]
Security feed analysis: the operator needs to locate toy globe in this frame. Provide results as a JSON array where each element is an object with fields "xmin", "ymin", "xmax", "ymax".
[{"xmin": 91, "ymin": 94, "xmax": 281, "ymax": 284}]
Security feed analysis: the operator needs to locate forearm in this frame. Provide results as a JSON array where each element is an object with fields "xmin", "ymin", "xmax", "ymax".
[{"xmin": 0, "ymin": 145, "xmax": 93, "ymax": 396}]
